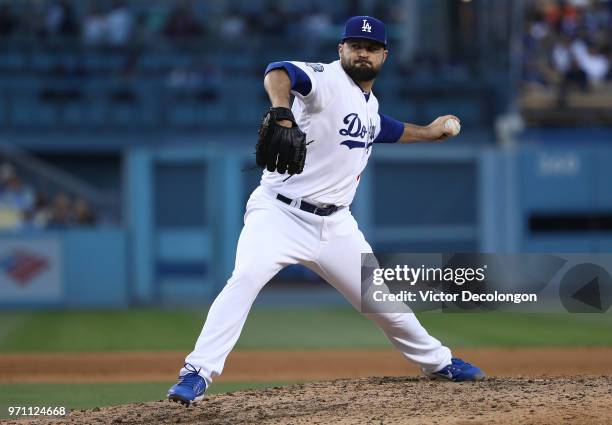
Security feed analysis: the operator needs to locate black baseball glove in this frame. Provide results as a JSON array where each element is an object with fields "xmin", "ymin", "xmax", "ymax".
[{"xmin": 256, "ymin": 107, "xmax": 307, "ymax": 175}]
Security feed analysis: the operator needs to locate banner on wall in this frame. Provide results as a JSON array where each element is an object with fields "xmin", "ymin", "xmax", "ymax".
[{"xmin": 0, "ymin": 239, "xmax": 63, "ymax": 303}]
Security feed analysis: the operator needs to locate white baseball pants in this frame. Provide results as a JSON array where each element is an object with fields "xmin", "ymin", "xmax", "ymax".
[{"xmin": 182, "ymin": 185, "xmax": 452, "ymax": 384}]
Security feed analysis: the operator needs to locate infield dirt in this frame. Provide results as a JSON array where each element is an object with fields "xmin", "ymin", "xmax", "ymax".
[
  {"xmin": 2, "ymin": 348, "xmax": 612, "ymax": 424},
  {"xmin": 3, "ymin": 376, "xmax": 612, "ymax": 425}
]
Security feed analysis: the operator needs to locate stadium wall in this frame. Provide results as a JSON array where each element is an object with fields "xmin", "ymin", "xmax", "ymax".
[{"xmin": 2, "ymin": 142, "xmax": 612, "ymax": 308}]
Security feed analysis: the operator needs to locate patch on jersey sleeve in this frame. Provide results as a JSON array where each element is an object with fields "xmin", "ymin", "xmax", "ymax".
[{"xmin": 305, "ymin": 63, "xmax": 324, "ymax": 72}]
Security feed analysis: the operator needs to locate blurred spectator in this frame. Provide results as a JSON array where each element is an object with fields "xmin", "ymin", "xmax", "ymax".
[
  {"xmin": 220, "ymin": 8, "xmax": 247, "ymax": 41},
  {"xmin": 163, "ymin": 3, "xmax": 203, "ymax": 39},
  {"xmin": 542, "ymin": 0, "xmax": 578, "ymax": 34},
  {"xmin": 522, "ymin": 0, "xmax": 612, "ymax": 99},
  {"xmin": 528, "ymin": 9, "xmax": 551, "ymax": 42},
  {"xmin": 579, "ymin": 43, "xmax": 609, "ymax": 84},
  {"xmin": 44, "ymin": 0, "xmax": 78, "ymax": 36},
  {"xmin": 30, "ymin": 192, "xmax": 51, "ymax": 229},
  {"xmin": 302, "ymin": 11, "xmax": 332, "ymax": 35},
  {"xmin": 553, "ymin": 35, "xmax": 588, "ymax": 106},
  {"xmin": 522, "ymin": 9, "xmax": 551, "ymax": 86},
  {"xmin": 0, "ymin": 162, "xmax": 99, "ymax": 230},
  {"xmin": 0, "ymin": 0, "xmax": 360, "ymax": 45},
  {"xmin": 0, "ymin": 163, "xmax": 36, "ymax": 230},
  {"xmin": 47, "ymin": 192, "xmax": 72, "ymax": 228},
  {"xmin": 46, "ymin": 192, "xmax": 98, "ymax": 227},
  {"xmin": 74, "ymin": 198, "xmax": 96, "ymax": 225},
  {"xmin": 106, "ymin": 0, "xmax": 132, "ymax": 46},
  {"xmin": 82, "ymin": 1, "xmax": 133, "ymax": 47},
  {"xmin": 552, "ymin": 36, "xmax": 582, "ymax": 76},
  {"xmin": 82, "ymin": 4, "xmax": 107, "ymax": 46}
]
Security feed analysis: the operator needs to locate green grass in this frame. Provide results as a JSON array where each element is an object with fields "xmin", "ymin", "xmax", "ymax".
[
  {"xmin": 418, "ymin": 313, "xmax": 612, "ymax": 347},
  {"xmin": 0, "ymin": 381, "xmax": 292, "ymax": 419},
  {"xmin": 0, "ymin": 308, "xmax": 611, "ymax": 352},
  {"xmin": 0, "ymin": 309, "xmax": 207, "ymax": 352}
]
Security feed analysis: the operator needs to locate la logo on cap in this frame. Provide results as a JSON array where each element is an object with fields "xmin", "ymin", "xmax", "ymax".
[{"xmin": 361, "ymin": 19, "xmax": 372, "ymax": 33}]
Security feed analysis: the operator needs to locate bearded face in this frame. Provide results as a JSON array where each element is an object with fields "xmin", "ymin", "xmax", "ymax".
[{"xmin": 339, "ymin": 39, "xmax": 387, "ymax": 82}]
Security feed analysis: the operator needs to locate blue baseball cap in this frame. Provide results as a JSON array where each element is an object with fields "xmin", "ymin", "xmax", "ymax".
[{"xmin": 341, "ymin": 16, "xmax": 387, "ymax": 47}]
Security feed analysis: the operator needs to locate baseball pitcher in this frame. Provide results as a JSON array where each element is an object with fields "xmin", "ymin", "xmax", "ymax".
[{"xmin": 168, "ymin": 15, "xmax": 484, "ymax": 406}]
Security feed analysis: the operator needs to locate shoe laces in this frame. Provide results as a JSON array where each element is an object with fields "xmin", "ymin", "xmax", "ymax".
[
  {"xmin": 449, "ymin": 358, "xmax": 472, "ymax": 371},
  {"xmin": 180, "ymin": 363, "xmax": 203, "ymax": 386}
]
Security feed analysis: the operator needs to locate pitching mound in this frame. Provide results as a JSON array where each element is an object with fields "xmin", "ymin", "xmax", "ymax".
[{"xmin": 6, "ymin": 376, "xmax": 612, "ymax": 425}]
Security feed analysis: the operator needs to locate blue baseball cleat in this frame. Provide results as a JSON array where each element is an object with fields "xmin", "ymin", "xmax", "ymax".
[
  {"xmin": 167, "ymin": 363, "xmax": 207, "ymax": 406},
  {"xmin": 428, "ymin": 358, "xmax": 486, "ymax": 382}
]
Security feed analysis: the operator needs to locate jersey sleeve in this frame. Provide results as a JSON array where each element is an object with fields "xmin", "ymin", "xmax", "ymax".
[
  {"xmin": 373, "ymin": 113, "xmax": 404, "ymax": 144},
  {"xmin": 264, "ymin": 61, "xmax": 331, "ymax": 112}
]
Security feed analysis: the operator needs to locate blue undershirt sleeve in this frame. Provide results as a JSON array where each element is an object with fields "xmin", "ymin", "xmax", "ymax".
[
  {"xmin": 373, "ymin": 113, "xmax": 404, "ymax": 144},
  {"xmin": 264, "ymin": 62, "xmax": 312, "ymax": 97}
]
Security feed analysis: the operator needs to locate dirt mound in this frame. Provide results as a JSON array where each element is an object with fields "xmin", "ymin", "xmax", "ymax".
[{"xmin": 5, "ymin": 376, "xmax": 612, "ymax": 425}]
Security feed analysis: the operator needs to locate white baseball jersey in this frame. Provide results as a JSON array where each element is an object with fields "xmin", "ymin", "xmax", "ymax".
[{"xmin": 261, "ymin": 60, "xmax": 403, "ymax": 207}]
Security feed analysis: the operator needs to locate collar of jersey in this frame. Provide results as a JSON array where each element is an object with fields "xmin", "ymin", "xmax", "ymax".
[{"xmin": 334, "ymin": 60, "xmax": 373, "ymax": 102}]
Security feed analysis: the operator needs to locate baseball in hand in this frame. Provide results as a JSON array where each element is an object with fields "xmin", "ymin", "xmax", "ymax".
[{"xmin": 443, "ymin": 118, "xmax": 461, "ymax": 136}]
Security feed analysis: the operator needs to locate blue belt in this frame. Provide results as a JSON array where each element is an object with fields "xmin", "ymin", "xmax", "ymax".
[{"xmin": 276, "ymin": 194, "xmax": 339, "ymax": 216}]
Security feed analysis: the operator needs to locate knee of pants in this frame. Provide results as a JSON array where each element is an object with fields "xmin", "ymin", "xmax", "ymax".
[
  {"xmin": 225, "ymin": 263, "xmax": 278, "ymax": 295},
  {"xmin": 366, "ymin": 312, "xmax": 422, "ymax": 331}
]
